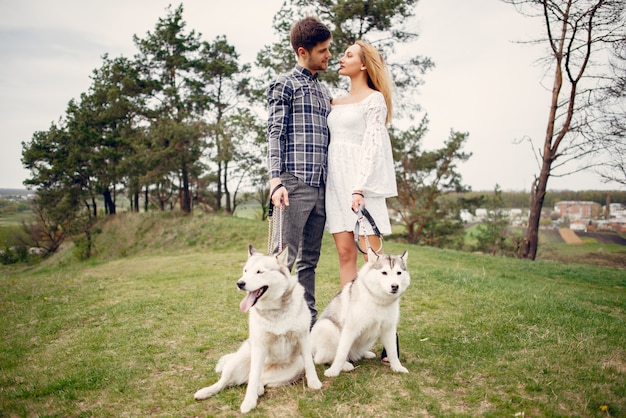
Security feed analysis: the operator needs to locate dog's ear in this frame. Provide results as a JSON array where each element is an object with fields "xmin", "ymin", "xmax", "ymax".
[
  {"xmin": 248, "ymin": 245, "xmax": 260, "ymax": 257},
  {"xmin": 401, "ymin": 250, "xmax": 408, "ymax": 264},
  {"xmin": 275, "ymin": 246, "xmax": 289, "ymax": 266}
]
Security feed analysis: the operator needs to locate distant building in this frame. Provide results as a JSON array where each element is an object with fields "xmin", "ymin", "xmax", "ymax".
[
  {"xmin": 606, "ymin": 203, "xmax": 626, "ymax": 219},
  {"xmin": 554, "ymin": 201, "xmax": 601, "ymax": 221},
  {"xmin": 569, "ymin": 221, "xmax": 587, "ymax": 232},
  {"xmin": 475, "ymin": 208, "xmax": 488, "ymax": 220}
]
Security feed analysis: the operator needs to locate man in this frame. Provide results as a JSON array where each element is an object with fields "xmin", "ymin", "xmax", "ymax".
[{"xmin": 267, "ymin": 16, "xmax": 332, "ymax": 326}]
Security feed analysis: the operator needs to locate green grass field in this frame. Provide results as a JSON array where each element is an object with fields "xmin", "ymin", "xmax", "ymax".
[{"xmin": 1, "ymin": 212, "xmax": 625, "ymax": 417}]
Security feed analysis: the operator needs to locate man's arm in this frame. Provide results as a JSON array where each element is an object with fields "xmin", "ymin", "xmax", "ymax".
[{"xmin": 267, "ymin": 79, "xmax": 291, "ymax": 207}]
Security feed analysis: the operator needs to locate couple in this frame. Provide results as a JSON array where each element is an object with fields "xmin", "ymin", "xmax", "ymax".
[{"xmin": 267, "ymin": 17, "xmax": 398, "ymax": 362}]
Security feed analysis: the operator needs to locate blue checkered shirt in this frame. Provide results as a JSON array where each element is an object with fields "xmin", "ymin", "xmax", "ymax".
[{"xmin": 267, "ymin": 65, "xmax": 332, "ymax": 188}]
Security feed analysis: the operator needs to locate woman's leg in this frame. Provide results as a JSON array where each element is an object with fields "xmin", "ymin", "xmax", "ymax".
[{"xmin": 333, "ymin": 231, "xmax": 358, "ymax": 288}]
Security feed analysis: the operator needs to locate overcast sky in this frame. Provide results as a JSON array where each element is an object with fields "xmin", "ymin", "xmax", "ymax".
[{"xmin": 0, "ymin": 0, "xmax": 619, "ymax": 191}]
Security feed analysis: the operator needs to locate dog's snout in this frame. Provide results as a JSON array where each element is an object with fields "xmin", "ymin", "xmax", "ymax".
[
  {"xmin": 391, "ymin": 284, "xmax": 399, "ymax": 293},
  {"xmin": 237, "ymin": 281, "xmax": 246, "ymax": 290}
]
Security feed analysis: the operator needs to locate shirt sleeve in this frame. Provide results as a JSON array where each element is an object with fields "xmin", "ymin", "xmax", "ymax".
[
  {"xmin": 353, "ymin": 92, "xmax": 398, "ymax": 198},
  {"xmin": 267, "ymin": 77, "xmax": 291, "ymax": 179}
]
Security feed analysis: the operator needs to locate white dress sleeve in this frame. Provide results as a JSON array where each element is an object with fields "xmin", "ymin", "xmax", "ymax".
[{"xmin": 353, "ymin": 93, "xmax": 398, "ymax": 198}]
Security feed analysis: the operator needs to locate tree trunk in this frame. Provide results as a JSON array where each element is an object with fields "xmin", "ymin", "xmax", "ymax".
[
  {"xmin": 407, "ymin": 222, "xmax": 416, "ymax": 244},
  {"xmin": 144, "ymin": 185, "xmax": 149, "ymax": 212},
  {"xmin": 216, "ymin": 160, "xmax": 223, "ymax": 211},
  {"xmin": 224, "ymin": 160, "xmax": 231, "ymax": 213},
  {"xmin": 181, "ymin": 159, "xmax": 191, "ymax": 213},
  {"xmin": 103, "ymin": 189, "xmax": 116, "ymax": 215},
  {"xmin": 133, "ymin": 191, "xmax": 139, "ymax": 213},
  {"xmin": 522, "ymin": 166, "xmax": 550, "ymax": 260},
  {"xmin": 521, "ymin": 17, "xmax": 564, "ymax": 260}
]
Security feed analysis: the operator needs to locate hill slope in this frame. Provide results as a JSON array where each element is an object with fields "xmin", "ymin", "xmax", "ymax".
[{"xmin": 2, "ymin": 211, "xmax": 625, "ymax": 416}]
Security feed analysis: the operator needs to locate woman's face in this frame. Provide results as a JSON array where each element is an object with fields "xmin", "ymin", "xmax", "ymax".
[{"xmin": 338, "ymin": 44, "xmax": 364, "ymax": 77}]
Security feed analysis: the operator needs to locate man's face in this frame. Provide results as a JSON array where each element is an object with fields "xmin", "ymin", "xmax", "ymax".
[{"xmin": 299, "ymin": 39, "xmax": 331, "ymax": 74}]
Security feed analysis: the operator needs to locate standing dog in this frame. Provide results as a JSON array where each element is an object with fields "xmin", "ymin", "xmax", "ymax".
[
  {"xmin": 194, "ymin": 245, "xmax": 322, "ymax": 413},
  {"xmin": 311, "ymin": 249, "xmax": 410, "ymax": 377}
]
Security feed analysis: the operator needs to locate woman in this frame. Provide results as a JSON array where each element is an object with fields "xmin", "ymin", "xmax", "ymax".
[{"xmin": 325, "ymin": 40, "xmax": 398, "ymax": 362}]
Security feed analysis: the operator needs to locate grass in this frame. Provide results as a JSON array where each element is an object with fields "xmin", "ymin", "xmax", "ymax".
[{"xmin": 1, "ymin": 212, "xmax": 625, "ymax": 417}]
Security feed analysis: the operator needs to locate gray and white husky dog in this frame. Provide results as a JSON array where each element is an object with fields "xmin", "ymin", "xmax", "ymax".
[
  {"xmin": 194, "ymin": 245, "xmax": 322, "ymax": 414},
  {"xmin": 311, "ymin": 248, "xmax": 410, "ymax": 377}
]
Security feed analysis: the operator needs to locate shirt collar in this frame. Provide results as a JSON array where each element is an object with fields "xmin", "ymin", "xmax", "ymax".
[{"xmin": 294, "ymin": 64, "xmax": 319, "ymax": 80}]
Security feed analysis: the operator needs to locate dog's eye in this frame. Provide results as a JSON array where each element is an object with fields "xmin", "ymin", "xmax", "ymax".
[
  {"xmin": 257, "ymin": 270, "xmax": 262, "ymax": 274},
  {"xmin": 396, "ymin": 271, "xmax": 402, "ymax": 275},
  {"xmin": 382, "ymin": 271, "xmax": 388, "ymax": 276}
]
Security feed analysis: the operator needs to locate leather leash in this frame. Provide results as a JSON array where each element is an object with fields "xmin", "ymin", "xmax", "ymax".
[{"xmin": 353, "ymin": 204, "xmax": 384, "ymax": 254}]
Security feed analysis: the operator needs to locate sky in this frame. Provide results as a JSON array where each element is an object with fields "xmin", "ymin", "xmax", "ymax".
[{"xmin": 0, "ymin": 0, "xmax": 620, "ymax": 192}]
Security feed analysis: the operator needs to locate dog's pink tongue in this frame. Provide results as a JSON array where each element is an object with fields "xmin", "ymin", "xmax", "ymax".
[{"xmin": 240, "ymin": 292, "xmax": 256, "ymax": 313}]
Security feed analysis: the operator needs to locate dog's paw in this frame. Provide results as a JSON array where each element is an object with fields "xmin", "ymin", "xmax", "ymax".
[
  {"xmin": 391, "ymin": 364, "xmax": 409, "ymax": 373},
  {"xmin": 363, "ymin": 351, "xmax": 376, "ymax": 359},
  {"xmin": 194, "ymin": 386, "xmax": 217, "ymax": 400},
  {"xmin": 240, "ymin": 397, "xmax": 257, "ymax": 414},
  {"xmin": 257, "ymin": 385, "xmax": 265, "ymax": 397},
  {"xmin": 324, "ymin": 367, "xmax": 340, "ymax": 377},
  {"xmin": 341, "ymin": 361, "xmax": 355, "ymax": 372},
  {"xmin": 307, "ymin": 376, "xmax": 323, "ymax": 390}
]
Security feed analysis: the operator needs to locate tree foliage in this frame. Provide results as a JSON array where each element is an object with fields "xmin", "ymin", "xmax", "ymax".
[
  {"xmin": 19, "ymin": 0, "xmax": 480, "ymax": 258},
  {"xmin": 132, "ymin": 4, "xmax": 207, "ymax": 213},
  {"xmin": 473, "ymin": 185, "xmax": 521, "ymax": 256},
  {"xmin": 389, "ymin": 117, "xmax": 473, "ymax": 247},
  {"xmin": 21, "ymin": 4, "xmax": 260, "ymax": 255},
  {"xmin": 257, "ymin": 0, "xmax": 434, "ymax": 115}
]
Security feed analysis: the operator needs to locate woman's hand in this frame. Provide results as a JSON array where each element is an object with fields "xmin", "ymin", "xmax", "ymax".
[{"xmin": 351, "ymin": 191, "xmax": 364, "ymax": 212}]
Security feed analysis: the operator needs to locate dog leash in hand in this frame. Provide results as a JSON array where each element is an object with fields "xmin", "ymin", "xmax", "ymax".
[
  {"xmin": 267, "ymin": 184, "xmax": 285, "ymax": 254},
  {"xmin": 353, "ymin": 204, "xmax": 384, "ymax": 254}
]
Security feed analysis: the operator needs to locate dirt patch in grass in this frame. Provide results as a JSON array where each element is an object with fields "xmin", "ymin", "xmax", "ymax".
[{"xmin": 559, "ymin": 228, "xmax": 583, "ymax": 244}]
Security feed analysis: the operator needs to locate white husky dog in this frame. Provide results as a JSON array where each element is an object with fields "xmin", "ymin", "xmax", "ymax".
[
  {"xmin": 194, "ymin": 245, "xmax": 322, "ymax": 413},
  {"xmin": 311, "ymin": 248, "xmax": 410, "ymax": 377}
]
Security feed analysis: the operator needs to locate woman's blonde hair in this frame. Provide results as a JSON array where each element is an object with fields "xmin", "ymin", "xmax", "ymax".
[{"xmin": 355, "ymin": 40, "xmax": 394, "ymax": 125}]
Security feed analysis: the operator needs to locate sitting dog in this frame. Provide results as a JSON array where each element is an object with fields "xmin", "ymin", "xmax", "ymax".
[
  {"xmin": 194, "ymin": 245, "xmax": 322, "ymax": 413},
  {"xmin": 311, "ymin": 248, "xmax": 410, "ymax": 377}
]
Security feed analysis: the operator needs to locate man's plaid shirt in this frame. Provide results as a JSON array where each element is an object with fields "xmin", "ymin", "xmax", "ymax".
[{"xmin": 267, "ymin": 65, "xmax": 332, "ymax": 188}]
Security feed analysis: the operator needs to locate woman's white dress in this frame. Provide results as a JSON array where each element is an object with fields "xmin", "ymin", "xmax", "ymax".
[{"xmin": 325, "ymin": 91, "xmax": 397, "ymax": 236}]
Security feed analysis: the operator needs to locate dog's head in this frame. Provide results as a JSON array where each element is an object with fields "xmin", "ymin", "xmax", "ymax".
[
  {"xmin": 237, "ymin": 245, "xmax": 292, "ymax": 313},
  {"xmin": 362, "ymin": 248, "xmax": 410, "ymax": 299}
]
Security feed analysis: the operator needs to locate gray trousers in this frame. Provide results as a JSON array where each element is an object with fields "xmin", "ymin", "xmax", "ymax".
[{"xmin": 272, "ymin": 172, "xmax": 326, "ymax": 324}]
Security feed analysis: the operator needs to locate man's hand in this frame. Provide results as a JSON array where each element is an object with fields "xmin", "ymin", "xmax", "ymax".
[{"xmin": 269, "ymin": 178, "xmax": 289, "ymax": 207}]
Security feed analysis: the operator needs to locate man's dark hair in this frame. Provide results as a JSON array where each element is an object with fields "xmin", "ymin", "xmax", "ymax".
[{"xmin": 290, "ymin": 16, "xmax": 331, "ymax": 53}]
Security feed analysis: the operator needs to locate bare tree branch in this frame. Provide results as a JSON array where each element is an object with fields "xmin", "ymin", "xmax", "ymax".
[{"xmin": 501, "ymin": 0, "xmax": 626, "ymax": 260}]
